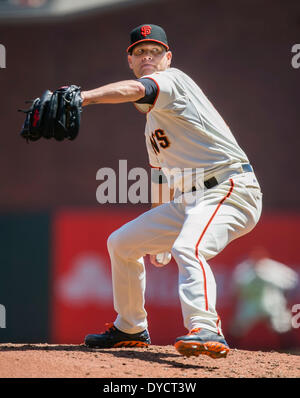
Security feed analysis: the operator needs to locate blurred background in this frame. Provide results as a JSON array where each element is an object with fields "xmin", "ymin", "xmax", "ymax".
[{"xmin": 0, "ymin": 0, "xmax": 299, "ymax": 351}]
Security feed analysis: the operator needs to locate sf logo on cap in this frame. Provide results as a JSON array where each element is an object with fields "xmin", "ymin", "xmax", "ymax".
[{"xmin": 141, "ymin": 25, "xmax": 152, "ymax": 37}]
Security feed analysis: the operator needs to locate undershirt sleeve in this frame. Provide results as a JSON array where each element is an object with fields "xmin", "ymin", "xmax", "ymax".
[{"xmin": 135, "ymin": 78, "xmax": 158, "ymax": 104}]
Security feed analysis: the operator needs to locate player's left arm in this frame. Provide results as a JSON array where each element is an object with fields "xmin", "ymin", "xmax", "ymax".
[
  {"xmin": 81, "ymin": 77, "xmax": 158, "ymax": 106},
  {"xmin": 81, "ymin": 80, "xmax": 146, "ymax": 105}
]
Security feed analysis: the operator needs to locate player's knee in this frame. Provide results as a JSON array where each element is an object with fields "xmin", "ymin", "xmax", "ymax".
[
  {"xmin": 171, "ymin": 241, "xmax": 211, "ymax": 262},
  {"xmin": 107, "ymin": 229, "xmax": 126, "ymax": 254}
]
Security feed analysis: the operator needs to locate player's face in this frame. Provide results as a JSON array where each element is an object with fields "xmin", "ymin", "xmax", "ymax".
[{"xmin": 128, "ymin": 43, "xmax": 172, "ymax": 78}]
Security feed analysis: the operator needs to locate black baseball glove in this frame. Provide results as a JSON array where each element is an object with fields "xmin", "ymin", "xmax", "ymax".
[{"xmin": 19, "ymin": 85, "xmax": 82, "ymax": 142}]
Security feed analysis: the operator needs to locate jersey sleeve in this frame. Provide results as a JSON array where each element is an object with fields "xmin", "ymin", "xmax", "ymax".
[
  {"xmin": 142, "ymin": 70, "xmax": 187, "ymax": 111},
  {"xmin": 135, "ymin": 78, "xmax": 158, "ymax": 104}
]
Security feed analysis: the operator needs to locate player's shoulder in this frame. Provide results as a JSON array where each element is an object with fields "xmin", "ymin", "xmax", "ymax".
[
  {"xmin": 145, "ymin": 68, "xmax": 194, "ymax": 91},
  {"xmin": 149, "ymin": 67, "xmax": 187, "ymax": 80}
]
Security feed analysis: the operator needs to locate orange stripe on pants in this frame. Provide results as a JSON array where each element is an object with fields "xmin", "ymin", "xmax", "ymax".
[{"xmin": 195, "ymin": 178, "xmax": 235, "ymax": 311}]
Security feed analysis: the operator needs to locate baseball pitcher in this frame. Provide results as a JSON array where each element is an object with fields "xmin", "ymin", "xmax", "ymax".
[{"xmin": 19, "ymin": 24, "xmax": 263, "ymax": 359}]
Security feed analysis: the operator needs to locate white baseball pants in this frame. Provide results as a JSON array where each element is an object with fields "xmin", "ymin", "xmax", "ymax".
[{"xmin": 107, "ymin": 171, "xmax": 262, "ymax": 336}]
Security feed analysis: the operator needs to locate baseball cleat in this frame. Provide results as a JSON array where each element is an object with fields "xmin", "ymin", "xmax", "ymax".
[
  {"xmin": 174, "ymin": 328, "xmax": 230, "ymax": 359},
  {"xmin": 84, "ymin": 322, "xmax": 151, "ymax": 348}
]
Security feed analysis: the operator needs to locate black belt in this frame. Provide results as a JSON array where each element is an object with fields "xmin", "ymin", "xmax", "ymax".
[{"xmin": 188, "ymin": 163, "xmax": 253, "ymax": 192}]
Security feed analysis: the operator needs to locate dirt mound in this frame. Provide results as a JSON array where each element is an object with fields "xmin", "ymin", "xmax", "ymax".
[{"xmin": 0, "ymin": 343, "xmax": 299, "ymax": 379}]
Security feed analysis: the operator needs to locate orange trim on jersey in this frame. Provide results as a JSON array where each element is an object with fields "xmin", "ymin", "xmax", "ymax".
[
  {"xmin": 149, "ymin": 164, "xmax": 161, "ymax": 169},
  {"xmin": 127, "ymin": 39, "xmax": 169, "ymax": 53},
  {"xmin": 195, "ymin": 178, "xmax": 234, "ymax": 311}
]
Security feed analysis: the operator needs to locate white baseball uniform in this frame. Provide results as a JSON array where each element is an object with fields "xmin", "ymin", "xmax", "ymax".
[{"xmin": 107, "ymin": 67, "xmax": 262, "ymax": 337}]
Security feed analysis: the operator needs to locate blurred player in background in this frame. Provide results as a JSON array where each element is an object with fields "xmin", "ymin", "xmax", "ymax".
[{"xmin": 230, "ymin": 246, "xmax": 298, "ymax": 341}]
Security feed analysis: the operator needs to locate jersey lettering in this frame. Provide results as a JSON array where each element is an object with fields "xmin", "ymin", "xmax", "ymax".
[
  {"xmin": 150, "ymin": 133, "xmax": 160, "ymax": 155},
  {"xmin": 155, "ymin": 129, "xmax": 170, "ymax": 149},
  {"xmin": 150, "ymin": 129, "xmax": 170, "ymax": 155}
]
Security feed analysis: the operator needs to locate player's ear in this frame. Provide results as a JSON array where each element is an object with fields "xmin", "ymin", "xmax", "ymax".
[
  {"xmin": 166, "ymin": 51, "xmax": 172, "ymax": 67},
  {"xmin": 128, "ymin": 54, "xmax": 133, "ymax": 70}
]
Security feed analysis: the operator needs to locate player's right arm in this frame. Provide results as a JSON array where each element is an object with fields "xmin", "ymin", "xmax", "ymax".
[{"xmin": 150, "ymin": 176, "xmax": 173, "ymax": 268}]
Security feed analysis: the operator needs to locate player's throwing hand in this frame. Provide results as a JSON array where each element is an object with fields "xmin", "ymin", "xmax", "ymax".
[{"xmin": 150, "ymin": 252, "xmax": 172, "ymax": 267}]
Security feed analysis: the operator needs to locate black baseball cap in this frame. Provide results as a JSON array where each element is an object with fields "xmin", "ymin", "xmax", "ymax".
[{"xmin": 127, "ymin": 24, "xmax": 169, "ymax": 53}]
